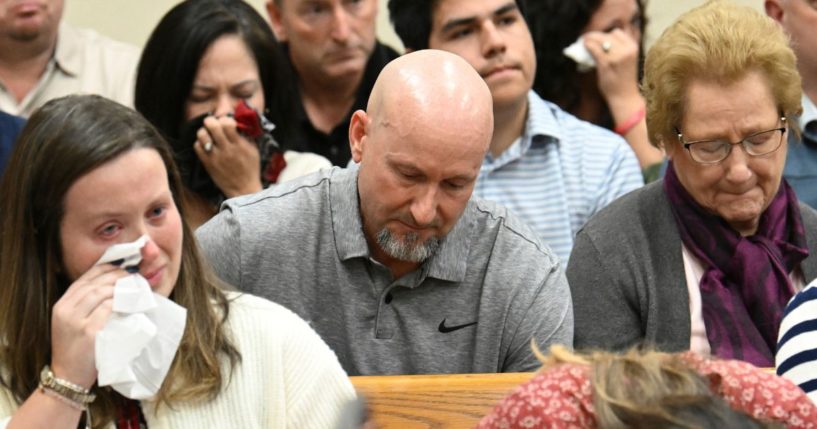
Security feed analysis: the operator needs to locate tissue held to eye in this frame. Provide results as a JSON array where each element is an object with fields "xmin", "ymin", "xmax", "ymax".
[
  {"xmin": 59, "ymin": 148, "xmax": 184, "ymax": 298},
  {"xmin": 93, "ymin": 235, "xmax": 187, "ymax": 400}
]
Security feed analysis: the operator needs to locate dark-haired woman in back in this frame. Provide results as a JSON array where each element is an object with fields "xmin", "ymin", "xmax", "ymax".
[
  {"xmin": 136, "ymin": 0, "xmax": 329, "ymax": 228},
  {"xmin": 527, "ymin": 0, "xmax": 664, "ymax": 181}
]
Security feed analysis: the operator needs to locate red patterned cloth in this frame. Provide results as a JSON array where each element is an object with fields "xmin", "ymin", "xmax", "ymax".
[
  {"xmin": 233, "ymin": 100, "xmax": 287, "ymax": 184},
  {"xmin": 234, "ymin": 100, "xmax": 264, "ymax": 138},
  {"xmin": 477, "ymin": 353, "xmax": 817, "ymax": 428}
]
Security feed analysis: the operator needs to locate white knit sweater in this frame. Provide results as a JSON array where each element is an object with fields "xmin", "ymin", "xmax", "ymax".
[{"xmin": 0, "ymin": 292, "xmax": 356, "ymax": 428}]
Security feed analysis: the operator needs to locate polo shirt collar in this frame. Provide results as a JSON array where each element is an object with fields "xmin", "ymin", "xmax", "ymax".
[
  {"xmin": 52, "ymin": 23, "xmax": 80, "ymax": 77},
  {"xmin": 330, "ymin": 167, "xmax": 370, "ymax": 261},
  {"xmin": 525, "ymin": 90, "xmax": 564, "ymax": 144},
  {"xmin": 329, "ymin": 167, "xmax": 471, "ymax": 282},
  {"xmin": 421, "ymin": 202, "xmax": 472, "ymax": 282}
]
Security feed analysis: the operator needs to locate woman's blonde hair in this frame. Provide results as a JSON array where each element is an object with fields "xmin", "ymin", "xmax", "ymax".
[
  {"xmin": 0, "ymin": 95, "xmax": 240, "ymax": 428},
  {"xmin": 534, "ymin": 345, "xmax": 780, "ymax": 428},
  {"xmin": 642, "ymin": 0, "xmax": 801, "ymax": 149}
]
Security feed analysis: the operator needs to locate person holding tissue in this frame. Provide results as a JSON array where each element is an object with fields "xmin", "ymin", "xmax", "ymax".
[
  {"xmin": 0, "ymin": 94, "xmax": 355, "ymax": 429},
  {"xmin": 136, "ymin": 0, "xmax": 330, "ymax": 229},
  {"xmin": 526, "ymin": 0, "xmax": 665, "ymax": 181}
]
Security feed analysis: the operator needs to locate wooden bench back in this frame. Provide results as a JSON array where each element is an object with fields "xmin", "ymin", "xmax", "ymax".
[{"xmin": 350, "ymin": 372, "xmax": 534, "ymax": 428}]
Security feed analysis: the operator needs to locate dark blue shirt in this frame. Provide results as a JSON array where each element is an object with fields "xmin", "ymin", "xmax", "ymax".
[
  {"xmin": 784, "ymin": 120, "xmax": 817, "ymax": 210},
  {"xmin": 0, "ymin": 111, "xmax": 25, "ymax": 177}
]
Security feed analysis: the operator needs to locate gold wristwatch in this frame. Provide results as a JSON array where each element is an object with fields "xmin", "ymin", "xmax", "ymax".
[{"xmin": 39, "ymin": 365, "xmax": 96, "ymax": 405}]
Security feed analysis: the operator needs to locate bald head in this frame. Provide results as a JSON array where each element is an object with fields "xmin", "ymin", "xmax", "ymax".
[
  {"xmin": 364, "ymin": 49, "xmax": 494, "ymax": 154},
  {"xmin": 349, "ymin": 50, "xmax": 494, "ymax": 274}
]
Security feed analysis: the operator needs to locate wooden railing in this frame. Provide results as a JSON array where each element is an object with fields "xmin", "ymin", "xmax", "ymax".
[{"xmin": 350, "ymin": 372, "xmax": 534, "ymax": 428}]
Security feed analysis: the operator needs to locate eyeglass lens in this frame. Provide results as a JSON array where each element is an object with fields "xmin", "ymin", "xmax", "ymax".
[{"xmin": 688, "ymin": 128, "xmax": 783, "ymax": 163}]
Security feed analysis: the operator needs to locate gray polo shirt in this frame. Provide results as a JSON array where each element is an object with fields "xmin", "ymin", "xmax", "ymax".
[{"xmin": 196, "ymin": 167, "xmax": 573, "ymax": 375}]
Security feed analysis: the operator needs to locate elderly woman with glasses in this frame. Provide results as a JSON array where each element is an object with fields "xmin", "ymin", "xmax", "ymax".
[{"xmin": 566, "ymin": 0, "xmax": 817, "ymax": 368}]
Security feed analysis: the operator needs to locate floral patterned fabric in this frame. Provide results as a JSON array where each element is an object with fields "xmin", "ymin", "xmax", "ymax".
[{"xmin": 477, "ymin": 353, "xmax": 817, "ymax": 428}]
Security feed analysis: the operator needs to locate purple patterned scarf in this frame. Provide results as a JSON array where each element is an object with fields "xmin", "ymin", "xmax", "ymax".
[{"xmin": 663, "ymin": 162, "xmax": 809, "ymax": 366}]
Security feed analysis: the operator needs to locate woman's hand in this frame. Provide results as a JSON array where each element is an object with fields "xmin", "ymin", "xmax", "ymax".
[
  {"xmin": 50, "ymin": 264, "xmax": 128, "ymax": 389},
  {"xmin": 583, "ymin": 29, "xmax": 641, "ymax": 105},
  {"xmin": 584, "ymin": 30, "xmax": 664, "ymax": 171},
  {"xmin": 193, "ymin": 115, "xmax": 263, "ymax": 198}
]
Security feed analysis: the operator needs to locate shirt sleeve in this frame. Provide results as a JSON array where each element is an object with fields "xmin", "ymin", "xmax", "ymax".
[
  {"xmin": 503, "ymin": 259, "xmax": 574, "ymax": 372},
  {"xmin": 0, "ymin": 380, "xmax": 21, "ymax": 428},
  {"xmin": 591, "ymin": 138, "xmax": 644, "ymax": 216},
  {"xmin": 279, "ymin": 305, "xmax": 357, "ymax": 428},
  {"xmin": 775, "ymin": 283, "xmax": 817, "ymax": 405},
  {"xmin": 195, "ymin": 204, "xmax": 243, "ymax": 288}
]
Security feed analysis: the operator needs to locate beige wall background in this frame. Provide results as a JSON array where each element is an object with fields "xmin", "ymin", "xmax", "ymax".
[
  {"xmin": 64, "ymin": 0, "xmax": 763, "ymax": 52},
  {"xmin": 62, "ymin": 0, "xmax": 403, "ymax": 49}
]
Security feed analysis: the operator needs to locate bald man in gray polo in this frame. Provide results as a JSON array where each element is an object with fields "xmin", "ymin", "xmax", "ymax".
[{"xmin": 196, "ymin": 50, "xmax": 573, "ymax": 375}]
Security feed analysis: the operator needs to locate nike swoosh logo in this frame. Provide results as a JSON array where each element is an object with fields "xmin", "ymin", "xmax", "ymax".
[{"xmin": 438, "ymin": 318, "xmax": 478, "ymax": 333}]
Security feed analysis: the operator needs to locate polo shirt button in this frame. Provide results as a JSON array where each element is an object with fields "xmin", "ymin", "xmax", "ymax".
[{"xmin": 384, "ymin": 293, "xmax": 393, "ymax": 304}]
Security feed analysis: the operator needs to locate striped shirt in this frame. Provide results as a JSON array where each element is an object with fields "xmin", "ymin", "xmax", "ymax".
[
  {"xmin": 474, "ymin": 91, "xmax": 643, "ymax": 262},
  {"xmin": 777, "ymin": 280, "xmax": 817, "ymax": 403}
]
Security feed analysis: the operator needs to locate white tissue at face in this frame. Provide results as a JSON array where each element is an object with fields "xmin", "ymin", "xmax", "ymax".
[
  {"xmin": 563, "ymin": 35, "xmax": 596, "ymax": 72},
  {"xmin": 94, "ymin": 235, "xmax": 187, "ymax": 400}
]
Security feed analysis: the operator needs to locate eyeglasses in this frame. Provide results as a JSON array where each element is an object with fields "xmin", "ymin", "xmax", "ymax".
[{"xmin": 675, "ymin": 117, "xmax": 787, "ymax": 164}]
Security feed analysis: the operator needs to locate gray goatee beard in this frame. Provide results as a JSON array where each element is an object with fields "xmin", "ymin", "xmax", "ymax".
[{"xmin": 376, "ymin": 228, "xmax": 440, "ymax": 263}]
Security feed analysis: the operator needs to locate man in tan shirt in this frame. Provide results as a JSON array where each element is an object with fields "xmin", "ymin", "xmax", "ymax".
[{"xmin": 0, "ymin": 0, "xmax": 139, "ymax": 117}]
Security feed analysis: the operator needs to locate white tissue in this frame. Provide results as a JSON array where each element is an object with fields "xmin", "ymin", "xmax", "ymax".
[
  {"xmin": 94, "ymin": 235, "xmax": 187, "ymax": 400},
  {"xmin": 96, "ymin": 235, "xmax": 148, "ymax": 268},
  {"xmin": 563, "ymin": 36, "xmax": 596, "ymax": 72},
  {"xmin": 111, "ymin": 275, "xmax": 156, "ymax": 313}
]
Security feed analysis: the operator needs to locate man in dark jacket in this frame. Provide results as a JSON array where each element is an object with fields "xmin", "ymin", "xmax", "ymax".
[{"xmin": 266, "ymin": 0, "xmax": 399, "ymax": 166}]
